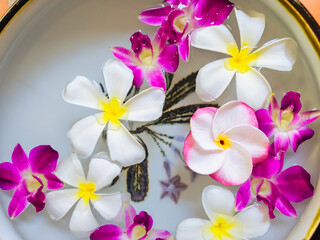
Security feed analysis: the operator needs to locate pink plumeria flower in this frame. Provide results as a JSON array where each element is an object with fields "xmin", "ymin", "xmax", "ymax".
[
  {"xmin": 256, "ymin": 91, "xmax": 320, "ymax": 153},
  {"xmin": 191, "ymin": 9, "xmax": 297, "ymax": 109},
  {"xmin": 112, "ymin": 30, "xmax": 179, "ymax": 91},
  {"xmin": 0, "ymin": 144, "xmax": 63, "ymax": 218},
  {"xmin": 236, "ymin": 144, "xmax": 314, "ymax": 219},
  {"xmin": 90, "ymin": 204, "xmax": 172, "ymax": 240},
  {"xmin": 46, "ymin": 152, "xmax": 128, "ymax": 233},
  {"xmin": 183, "ymin": 101, "xmax": 269, "ymax": 186},
  {"xmin": 139, "ymin": 0, "xmax": 234, "ymax": 61},
  {"xmin": 176, "ymin": 185, "xmax": 270, "ymax": 240},
  {"xmin": 63, "ymin": 59, "xmax": 165, "ymax": 166}
]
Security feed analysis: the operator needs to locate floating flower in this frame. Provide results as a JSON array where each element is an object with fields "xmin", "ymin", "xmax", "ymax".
[
  {"xmin": 63, "ymin": 59, "xmax": 165, "ymax": 166},
  {"xmin": 0, "ymin": 144, "xmax": 63, "ymax": 218},
  {"xmin": 183, "ymin": 101, "xmax": 269, "ymax": 185},
  {"xmin": 176, "ymin": 185, "xmax": 270, "ymax": 240},
  {"xmin": 256, "ymin": 91, "xmax": 320, "ymax": 153},
  {"xmin": 160, "ymin": 175, "xmax": 187, "ymax": 203},
  {"xmin": 236, "ymin": 144, "xmax": 314, "ymax": 218},
  {"xmin": 112, "ymin": 30, "xmax": 179, "ymax": 91},
  {"xmin": 191, "ymin": 9, "xmax": 297, "ymax": 109},
  {"xmin": 139, "ymin": 0, "xmax": 234, "ymax": 61},
  {"xmin": 90, "ymin": 204, "xmax": 172, "ymax": 240},
  {"xmin": 46, "ymin": 152, "xmax": 127, "ymax": 233}
]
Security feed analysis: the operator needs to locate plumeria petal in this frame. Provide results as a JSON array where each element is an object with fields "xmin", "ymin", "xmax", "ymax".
[
  {"xmin": 62, "ymin": 76, "xmax": 107, "ymax": 110},
  {"xmin": 255, "ymin": 108, "xmax": 276, "ymax": 137},
  {"xmin": 274, "ymin": 132, "xmax": 290, "ymax": 153},
  {"xmin": 0, "ymin": 162, "xmax": 22, "ymax": 190},
  {"xmin": 178, "ymin": 35, "xmax": 190, "ymax": 62},
  {"xmin": 123, "ymin": 88, "xmax": 165, "ymax": 122},
  {"xmin": 67, "ymin": 114, "xmax": 106, "ymax": 158},
  {"xmin": 183, "ymin": 133, "xmax": 225, "ymax": 175},
  {"xmin": 103, "ymin": 59, "xmax": 133, "ymax": 102},
  {"xmin": 195, "ymin": 59, "xmax": 235, "ymax": 102},
  {"xmin": 210, "ymin": 142, "xmax": 252, "ymax": 185},
  {"xmin": 190, "ymin": 107, "xmax": 219, "ymax": 151},
  {"xmin": 107, "ymin": 122, "xmax": 145, "ymax": 167},
  {"xmin": 235, "ymin": 179, "xmax": 254, "ymax": 211},
  {"xmin": 157, "ymin": 44, "xmax": 179, "ymax": 73},
  {"xmin": 176, "ymin": 218, "xmax": 210, "ymax": 240},
  {"xmin": 138, "ymin": 6, "xmax": 173, "ymax": 26},
  {"xmin": 11, "ymin": 144, "xmax": 29, "ymax": 172},
  {"xmin": 29, "ymin": 145, "xmax": 59, "ymax": 174},
  {"xmin": 91, "ymin": 193, "xmax": 123, "ymax": 220},
  {"xmin": 235, "ymin": 69, "xmax": 272, "ymax": 110},
  {"xmin": 90, "ymin": 224, "xmax": 125, "ymax": 240},
  {"xmin": 254, "ymin": 38, "xmax": 297, "ymax": 71},
  {"xmin": 46, "ymin": 189, "xmax": 79, "ymax": 220},
  {"xmin": 288, "ymin": 127, "xmax": 314, "ymax": 152},
  {"xmin": 44, "ymin": 173, "xmax": 64, "ymax": 190},
  {"xmin": 147, "ymin": 229, "xmax": 172, "ymax": 240},
  {"xmin": 8, "ymin": 184, "xmax": 29, "ymax": 218},
  {"xmin": 144, "ymin": 69, "xmax": 166, "ymax": 91}
]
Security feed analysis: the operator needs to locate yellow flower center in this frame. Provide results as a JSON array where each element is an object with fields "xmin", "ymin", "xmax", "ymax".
[
  {"xmin": 224, "ymin": 43, "xmax": 258, "ymax": 73},
  {"xmin": 214, "ymin": 134, "xmax": 232, "ymax": 150},
  {"xmin": 209, "ymin": 216, "xmax": 233, "ymax": 240},
  {"xmin": 77, "ymin": 182, "xmax": 98, "ymax": 205},
  {"xmin": 131, "ymin": 225, "xmax": 147, "ymax": 240},
  {"xmin": 139, "ymin": 48, "xmax": 154, "ymax": 66},
  {"xmin": 173, "ymin": 14, "xmax": 188, "ymax": 32},
  {"xmin": 272, "ymin": 109, "xmax": 294, "ymax": 131},
  {"xmin": 23, "ymin": 171, "xmax": 47, "ymax": 193},
  {"xmin": 98, "ymin": 97, "xmax": 127, "ymax": 126}
]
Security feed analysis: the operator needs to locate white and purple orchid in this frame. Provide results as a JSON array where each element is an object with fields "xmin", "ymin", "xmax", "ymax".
[
  {"xmin": 0, "ymin": 144, "xmax": 63, "ymax": 218},
  {"xmin": 191, "ymin": 9, "xmax": 297, "ymax": 109},
  {"xmin": 183, "ymin": 101, "xmax": 269, "ymax": 186},
  {"xmin": 46, "ymin": 152, "xmax": 128, "ymax": 233},
  {"xmin": 139, "ymin": 0, "xmax": 234, "ymax": 61},
  {"xmin": 256, "ymin": 91, "xmax": 320, "ymax": 153},
  {"xmin": 236, "ymin": 144, "xmax": 314, "ymax": 219},
  {"xmin": 112, "ymin": 30, "xmax": 179, "ymax": 91},
  {"xmin": 176, "ymin": 185, "xmax": 270, "ymax": 240},
  {"xmin": 63, "ymin": 59, "xmax": 165, "ymax": 166},
  {"xmin": 90, "ymin": 204, "xmax": 172, "ymax": 240}
]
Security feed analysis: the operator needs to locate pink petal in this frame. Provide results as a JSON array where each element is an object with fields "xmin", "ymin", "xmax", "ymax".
[
  {"xmin": 144, "ymin": 68, "xmax": 166, "ymax": 91},
  {"xmin": 256, "ymin": 182, "xmax": 279, "ymax": 219},
  {"xmin": 275, "ymin": 195, "xmax": 297, "ymax": 218},
  {"xmin": 147, "ymin": 229, "xmax": 172, "ymax": 240},
  {"xmin": 164, "ymin": 0, "xmax": 190, "ymax": 6},
  {"xmin": 178, "ymin": 34, "xmax": 190, "ymax": 62},
  {"xmin": 11, "ymin": 144, "xmax": 29, "ymax": 172},
  {"xmin": 157, "ymin": 44, "xmax": 179, "ymax": 73},
  {"xmin": 130, "ymin": 32, "xmax": 153, "ymax": 56},
  {"xmin": 274, "ymin": 132, "xmax": 290, "ymax": 153},
  {"xmin": 280, "ymin": 91, "xmax": 302, "ymax": 113},
  {"xmin": 127, "ymin": 211, "xmax": 153, "ymax": 238},
  {"xmin": 138, "ymin": 6, "xmax": 173, "ymax": 26},
  {"xmin": 111, "ymin": 47, "xmax": 135, "ymax": 66},
  {"xmin": 125, "ymin": 204, "xmax": 137, "ymax": 229},
  {"xmin": 29, "ymin": 145, "xmax": 59, "ymax": 174},
  {"xmin": 8, "ymin": 183, "xmax": 30, "ymax": 218},
  {"xmin": 269, "ymin": 93, "xmax": 280, "ymax": 115},
  {"xmin": 132, "ymin": 66, "xmax": 144, "ymax": 88},
  {"xmin": 256, "ymin": 108, "xmax": 276, "ymax": 137},
  {"xmin": 288, "ymin": 127, "xmax": 314, "ymax": 152},
  {"xmin": 27, "ymin": 185, "xmax": 45, "ymax": 212},
  {"xmin": 44, "ymin": 173, "xmax": 64, "ymax": 190},
  {"xmin": 0, "ymin": 162, "xmax": 22, "ymax": 190},
  {"xmin": 297, "ymin": 110, "xmax": 320, "ymax": 127},
  {"xmin": 90, "ymin": 224, "xmax": 125, "ymax": 240},
  {"xmin": 236, "ymin": 179, "xmax": 254, "ymax": 211}
]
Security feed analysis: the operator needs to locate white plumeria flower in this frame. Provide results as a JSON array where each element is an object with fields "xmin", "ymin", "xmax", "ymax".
[
  {"xmin": 63, "ymin": 59, "xmax": 165, "ymax": 167},
  {"xmin": 46, "ymin": 152, "xmax": 128, "ymax": 233},
  {"xmin": 176, "ymin": 185, "xmax": 270, "ymax": 240},
  {"xmin": 191, "ymin": 9, "xmax": 297, "ymax": 109}
]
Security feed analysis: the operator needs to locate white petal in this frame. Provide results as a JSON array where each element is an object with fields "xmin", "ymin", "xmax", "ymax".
[
  {"xmin": 123, "ymin": 88, "xmax": 165, "ymax": 121},
  {"xmin": 190, "ymin": 107, "xmax": 219, "ymax": 151},
  {"xmin": 196, "ymin": 59, "xmax": 235, "ymax": 102},
  {"xmin": 225, "ymin": 125, "xmax": 269, "ymax": 165},
  {"xmin": 202, "ymin": 185, "xmax": 235, "ymax": 222},
  {"xmin": 67, "ymin": 114, "xmax": 106, "ymax": 158},
  {"xmin": 213, "ymin": 101, "xmax": 258, "ymax": 138},
  {"xmin": 235, "ymin": 69, "xmax": 272, "ymax": 110},
  {"xmin": 176, "ymin": 218, "xmax": 209, "ymax": 240},
  {"xmin": 235, "ymin": 9, "xmax": 265, "ymax": 50},
  {"xmin": 191, "ymin": 25, "xmax": 236, "ymax": 55},
  {"xmin": 56, "ymin": 153, "xmax": 86, "ymax": 187},
  {"xmin": 183, "ymin": 133, "xmax": 225, "ymax": 175},
  {"xmin": 87, "ymin": 153, "xmax": 122, "ymax": 190},
  {"xmin": 62, "ymin": 76, "xmax": 107, "ymax": 109},
  {"xmin": 254, "ymin": 38, "xmax": 297, "ymax": 71},
  {"xmin": 46, "ymin": 189, "xmax": 79, "ymax": 221},
  {"xmin": 107, "ymin": 122, "xmax": 145, "ymax": 167},
  {"xmin": 91, "ymin": 192, "xmax": 123, "ymax": 220},
  {"xmin": 103, "ymin": 59, "xmax": 133, "ymax": 102},
  {"xmin": 233, "ymin": 204, "xmax": 270, "ymax": 238},
  {"xmin": 210, "ymin": 142, "xmax": 252, "ymax": 186},
  {"xmin": 69, "ymin": 198, "xmax": 99, "ymax": 233}
]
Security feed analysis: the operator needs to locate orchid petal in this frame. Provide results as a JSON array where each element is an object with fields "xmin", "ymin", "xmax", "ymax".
[
  {"xmin": 125, "ymin": 203, "xmax": 137, "ymax": 228},
  {"xmin": 103, "ymin": 59, "xmax": 133, "ymax": 102},
  {"xmin": 288, "ymin": 127, "xmax": 314, "ymax": 152},
  {"xmin": 275, "ymin": 195, "xmax": 297, "ymax": 217},
  {"xmin": 254, "ymin": 38, "xmax": 297, "ymax": 71},
  {"xmin": 111, "ymin": 47, "xmax": 135, "ymax": 66},
  {"xmin": 235, "ymin": 69, "xmax": 272, "ymax": 110},
  {"xmin": 0, "ymin": 162, "xmax": 22, "ymax": 190},
  {"xmin": 27, "ymin": 185, "xmax": 45, "ymax": 212},
  {"xmin": 236, "ymin": 179, "xmax": 253, "ymax": 211},
  {"xmin": 138, "ymin": 6, "xmax": 173, "ymax": 26},
  {"xmin": 176, "ymin": 218, "xmax": 209, "ymax": 240},
  {"xmin": 46, "ymin": 189, "xmax": 79, "ymax": 220},
  {"xmin": 147, "ymin": 229, "xmax": 172, "ymax": 240},
  {"xmin": 8, "ymin": 184, "xmax": 29, "ymax": 218},
  {"xmin": 90, "ymin": 224, "xmax": 125, "ymax": 240},
  {"xmin": 297, "ymin": 110, "xmax": 320, "ymax": 127},
  {"xmin": 157, "ymin": 44, "xmax": 179, "ymax": 73},
  {"xmin": 144, "ymin": 69, "xmax": 166, "ymax": 91},
  {"xmin": 91, "ymin": 193, "xmax": 123, "ymax": 220},
  {"xmin": 274, "ymin": 132, "xmax": 290, "ymax": 153},
  {"xmin": 107, "ymin": 122, "xmax": 145, "ymax": 167},
  {"xmin": 29, "ymin": 145, "xmax": 59, "ymax": 174},
  {"xmin": 132, "ymin": 66, "xmax": 144, "ymax": 88},
  {"xmin": 252, "ymin": 149, "xmax": 282, "ymax": 179},
  {"xmin": 256, "ymin": 108, "xmax": 276, "ymax": 137},
  {"xmin": 210, "ymin": 142, "xmax": 252, "ymax": 186},
  {"xmin": 127, "ymin": 211, "xmax": 153, "ymax": 238},
  {"xmin": 280, "ymin": 91, "xmax": 302, "ymax": 113},
  {"xmin": 183, "ymin": 133, "xmax": 225, "ymax": 175},
  {"xmin": 123, "ymin": 88, "xmax": 165, "ymax": 122},
  {"xmin": 62, "ymin": 76, "xmax": 107, "ymax": 110},
  {"xmin": 11, "ymin": 144, "xmax": 29, "ymax": 172},
  {"xmin": 178, "ymin": 35, "xmax": 190, "ymax": 62},
  {"xmin": 195, "ymin": 59, "xmax": 235, "ymax": 102},
  {"xmin": 44, "ymin": 173, "xmax": 64, "ymax": 190},
  {"xmin": 190, "ymin": 107, "xmax": 219, "ymax": 151},
  {"xmin": 67, "ymin": 114, "xmax": 106, "ymax": 158}
]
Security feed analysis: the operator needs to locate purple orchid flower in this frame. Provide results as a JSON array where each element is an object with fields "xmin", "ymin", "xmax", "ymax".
[
  {"xmin": 236, "ymin": 144, "xmax": 314, "ymax": 219},
  {"xmin": 256, "ymin": 92, "xmax": 320, "ymax": 153},
  {"xmin": 139, "ymin": 0, "xmax": 234, "ymax": 61},
  {"xmin": 111, "ymin": 30, "xmax": 179, "ymax": 91},
  {"xmin": 0, "ymin": 144, "xmax": 64, "ymax": 218},
  {"xmin": 90, "ymin": 204, "xmax": 172, "ymax": 240}
]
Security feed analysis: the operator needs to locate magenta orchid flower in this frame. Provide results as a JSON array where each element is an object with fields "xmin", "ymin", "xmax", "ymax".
[
  {"xmin": 0, "ymin": 144, "xmax": 63, "ymax": 218},
  {"xmin": 236, "ymin": 144, "xmax": 314, "ymax": 219},
  {"xmin": 256, "ymin": 91, "xmax": 320, "ymax": 153},
  {"xmin": 183, "ymin": 101, "xmax": 269, "ymax": 186},
  {"xmin": 111, "ymin": 30, "xmax": 179, "ymax": 91},
  {"xmin": 138, "ymin": 0, "xmax": 234, "ymax": 61},
  {"xmin": 90, "ymin": 204, "xmax": 172, "ymax": 240}
]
